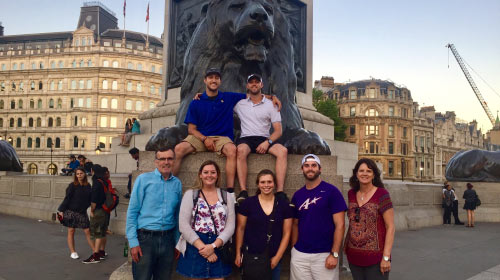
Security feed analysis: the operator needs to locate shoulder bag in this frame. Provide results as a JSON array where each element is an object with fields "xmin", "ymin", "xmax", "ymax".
[{"xmin": 240, "ymin": 198, "xmax": 278, "ymax": 280}]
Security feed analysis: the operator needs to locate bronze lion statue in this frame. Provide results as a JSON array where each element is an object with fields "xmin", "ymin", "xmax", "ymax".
[
  {"xmin": 147, "ymin": 0, "xmax": 330, "ymax": 155},
  {"xmin": 445, "ymin": 150, "xmax": 500, "ymax": 182},
  {"xmin": 0, "ymin": 140, "xmax": 23, "ymax": 172}
]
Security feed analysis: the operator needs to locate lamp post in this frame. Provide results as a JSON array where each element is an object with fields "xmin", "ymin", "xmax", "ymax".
[
  {"xmin": 420, "ymin": 167, "xmax": 424, "ymax": 183},
  {"xmin": 401, "ymin": 158, "xmax": 405, "ymax": 182},
  {"xmin": 95, "ymin": 146, "xmax": 102, "ymax": 155},
  {"xmin": 50, "ymin": 142, "xmax": 53, "ymax": 175}
]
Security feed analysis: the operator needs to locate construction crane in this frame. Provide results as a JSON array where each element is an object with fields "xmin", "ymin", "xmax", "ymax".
[{"xmin": 446, "ymin": 43, "xmax": 496, "ymax": 126}]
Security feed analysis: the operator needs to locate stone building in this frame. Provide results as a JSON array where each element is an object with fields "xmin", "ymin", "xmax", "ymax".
[
  {"xmin": 0, "ymin": 3, "xmax": 162, "ymax": 174},
  {"xmin": 413, "ymin": 104, "xmax": 435, "ymax": 182},
  {"xmin": 332, "ymin": 78, "xmax": 415, "ymax": 180}
]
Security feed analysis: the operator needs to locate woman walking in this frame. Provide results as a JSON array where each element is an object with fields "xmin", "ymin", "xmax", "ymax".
[
  {"xmin": 463, "ymin": 183, "xmax": 478, "ymax": 227},
  {"xmin": 57, "ymin": 167, "xmax": 94, "ymax": 259},
  {"xmin": 345, "ymin": 158, "xmax": 395, "ymax": 280},
  {"xmin": 235, "ymin": 169, "xmax": 292, "ymax": 280},
  {"xmin": 176, "ymin": 160, "xmax": 235, "ymax": 279}
]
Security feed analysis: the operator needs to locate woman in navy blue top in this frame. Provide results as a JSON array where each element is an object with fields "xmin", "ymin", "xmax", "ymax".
[{"xmin": 235, "ymin": 169, "xmax": 293, "ymax": 280}]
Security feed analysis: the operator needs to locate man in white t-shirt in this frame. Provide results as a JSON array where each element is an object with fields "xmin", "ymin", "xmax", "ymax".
[{"xmin": 234, "ymin": 74, "xmax": 288, "ymax": 203}]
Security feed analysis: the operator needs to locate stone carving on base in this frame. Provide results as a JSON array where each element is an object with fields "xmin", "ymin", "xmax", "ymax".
[
  {"xmin": 445, "ymin": 150, "xmax": 500, "ymax": 182},
  {"xmin": 146, "ymin": 0, "xmax": 331, "ymax": 155},
  {"xmin": 0, "ymin": 140, "xmax": 23, "ymax": 172}
]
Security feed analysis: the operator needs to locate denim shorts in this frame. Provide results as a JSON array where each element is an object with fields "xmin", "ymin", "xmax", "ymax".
[{"xmin": 176, "ymin": 232, "xmax": 232, "ymax": 278}]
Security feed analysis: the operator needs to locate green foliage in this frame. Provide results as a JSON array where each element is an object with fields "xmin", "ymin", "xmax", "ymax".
[{"xmin": 312, "ymin": 89, "xmax": 347, "ymax": 141}]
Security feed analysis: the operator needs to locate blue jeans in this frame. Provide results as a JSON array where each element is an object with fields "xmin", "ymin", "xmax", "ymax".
[
  {"xmin": 272, "ymin": 260, "xmax": 282, "ymax": 280},
  {"xmin": 132, "ymin": 229, "xmax": 175, "ymax": 280}
]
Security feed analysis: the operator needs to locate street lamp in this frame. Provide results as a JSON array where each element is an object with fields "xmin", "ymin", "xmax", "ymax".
[
  {"xmin": 50, "ymin": 142, "xmax": 54, "ymax": 175},
  {"xmin": 401, "ymin": 158, "xmax": 405, "ymax": 182},
  {"xmin": 420, "ymin": 167, "xmax": 424, "ymax": 183}
]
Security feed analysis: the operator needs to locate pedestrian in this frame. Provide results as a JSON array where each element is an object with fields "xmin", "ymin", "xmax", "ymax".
[
  {"xmin": 126, "ymin": 148, "xmax": 182, "ymax": 279},
  {"xmin": 442, "ymin": 183, "xmax": 454, "ymax": 225},
  {"xmin": 124, "ymin": 147, "xmax": 140, "ymax": 199},
  {"xmin": 290, "ymin": 154, "xmax": 347, "ymax": 280},
  {"xmin": 82, "ymin": 164, "xmax": 109, "ymax": 264},
  {"xmin": 463, "ymin": 183, "xmax": 479, "ymax": 228},
  {"xmin": 176, "ymin": 160, "xmax": 236, "ymax": 279},
  {"xmin": 443, "ymin": 181, "xmax": 464, "ymax": 225},
  {"xmin": 235, "ymin": 169, "xmax": 292, "ymax": 280},
  {"xmin": 173, "ymin": 68, "xmax": 280, "ymax": 199},
  {"xmin": 119, "ymin": 118, "xmax": 133, "ymax": 145},
  {"xmin": 57, "ymin": 167, "xmax": 94, "ymax": 259},
  {"xmin": 234, "ymin": 74, "xmax": 288, "ymax": 204},
  {"xmin": 344, "ymin": 158, "xmax": 395, "ymax": 280}
]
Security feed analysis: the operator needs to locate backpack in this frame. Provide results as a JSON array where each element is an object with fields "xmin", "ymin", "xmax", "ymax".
[{"xmin": 98, "ymin": 179, "xmax": 119, "ymax": 216}]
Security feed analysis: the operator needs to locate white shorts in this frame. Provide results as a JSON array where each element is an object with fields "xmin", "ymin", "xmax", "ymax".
[{"xmin": 290, "ymin": 247, "xmax": 340, "ymax": 280}]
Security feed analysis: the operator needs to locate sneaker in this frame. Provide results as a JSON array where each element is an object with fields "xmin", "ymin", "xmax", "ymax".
[
  {"xmin": 275, "ymin": 191, "xmax": 290, "ymax": 203},
  {"xmin": 236, "ymin": 190, "xmax": 248, "ymax": 205},
  {"xmin": 99, "ymin": 250, "xmax": 107, "ymax": 260},
  {"xmin": 82, "ymin": 253, "xmax": 100, "ymax": 264},
  {"xmin": 70, "ymin": 252, "xmax": 79, "ymax": 259}
]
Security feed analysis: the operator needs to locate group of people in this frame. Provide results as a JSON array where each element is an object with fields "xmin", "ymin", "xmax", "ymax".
[
  {"xmin": 120, "ymin": 118, "xmax": 141, "ymax": 146},
  {"xmin": 58, "ymin": 164, "xmax": 113, "ymax": 264},
  {"xmin": 124, "ymin": 68, "xmax": 395, "ymax": 280},
  {"xmin": 61, "ymin": 154, "xmax": 93, "ymax": 176},
  {"xmin": 442, "ymin": 181, "xmax": 480, "ymax": 227}
]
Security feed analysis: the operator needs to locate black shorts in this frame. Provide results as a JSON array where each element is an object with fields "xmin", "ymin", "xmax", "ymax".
[{"xmin": 236, "ymin": 136, "xmax": 274, "ymax": 153}]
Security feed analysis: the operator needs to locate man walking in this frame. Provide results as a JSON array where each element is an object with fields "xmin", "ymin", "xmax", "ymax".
[
  {"xmin": 290, "ymin": 154, "xmax": 347, "ymax": 280},
  {"xmin": 234, "ymin": 74, "xmax": 288, "ymax": 203},
  {"xmin": 126, "ymin": 148, "xmax": 182, "ymax": 279}
]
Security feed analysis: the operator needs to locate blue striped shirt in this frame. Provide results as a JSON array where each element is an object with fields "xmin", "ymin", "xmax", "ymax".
[{"xmin": 126, "ymin": 169, "xmax": 182, "ymax": 248}]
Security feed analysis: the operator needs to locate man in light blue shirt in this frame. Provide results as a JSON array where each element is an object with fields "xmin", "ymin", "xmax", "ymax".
[{"xmin": 126, "ymin": 148, "xmax": 182, "ymax": 280}]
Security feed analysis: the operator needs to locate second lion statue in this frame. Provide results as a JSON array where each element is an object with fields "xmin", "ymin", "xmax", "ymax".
[{"xmin": 146, "ymin": 0, "xmax": 331, "ymax": 155}]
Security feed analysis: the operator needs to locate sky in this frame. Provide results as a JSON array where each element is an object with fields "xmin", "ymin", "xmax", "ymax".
[{"xmin": 1, "ymin": 0, "xmax": 499, "ymax": 131}]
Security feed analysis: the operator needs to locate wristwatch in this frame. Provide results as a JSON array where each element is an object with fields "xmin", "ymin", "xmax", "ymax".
[
  {"xmin": 267, "ymin": 138, "xmax": 273, "ymax": 145},
  {"xmin": 211, "ymin": 243, "xmax": 217, "ymax": 249},
  {"xmin": 330, "ymin": 251, "xmax": 339, "ymax": 258},
  {"xmin": 383, "ymin": 256, "xmax": 390, "ymax": 261}
]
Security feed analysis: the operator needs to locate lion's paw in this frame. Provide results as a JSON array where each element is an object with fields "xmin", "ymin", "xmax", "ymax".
[
  {"xmin": 145, "ymin": 125, "xmax": 188, "ymax": 151},
  {"xmin": 281, "ymin": 128, "xmax": 331, "ymax": 155}
]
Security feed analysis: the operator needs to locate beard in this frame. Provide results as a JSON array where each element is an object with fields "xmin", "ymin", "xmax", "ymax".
[{"xmin": 303, "ymin": 170, "xmax": 321, "ymax": 181}]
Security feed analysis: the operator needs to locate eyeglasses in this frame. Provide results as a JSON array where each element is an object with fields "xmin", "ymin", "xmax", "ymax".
[
  {"xmin": 155, "ymin": 157, "xmax": 174, "ymax": 162},
  {"xmin": 354, "ymin": 207, "xmax": 360, "ymax": 223}
]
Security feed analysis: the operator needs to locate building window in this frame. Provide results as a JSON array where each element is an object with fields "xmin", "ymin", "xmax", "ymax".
[
  {"xmin": 402, "ymin": 142, "xmax": 408, "ymax": 155},
  {"xmin": 137, "ymin": 63, "xmax": 143, "ymax": 71},
  {"xmin": 58, "ymin": 80, "xmax": 63, "ymax": 90},
  {"xmin": 151, "ymin": 65, "xmax": 156, "ymax": 72},
  {"xmin": 20, "ymin": 63, "xmax": 25, "ymax": 70},
  {"xmin": 30, "ymin": 81, "xmax": 35, "ymax": 90},
  {"xmin": 149, "ymin": 102, "xmax": 155, "ymax": 109},
  {"xmin": 79, "ymin": 80, "xmax": 84, "ymax": 89},
  {"xmin": 103, "ymin": 60, "xmax": 109, "ymax": 67},
  {"xmin": 49, "ymin": 99, "xmax": 54, "ymax": 108},
  {"xmin": 16, "ymin": 137, "xmax": 21, "ymax": 148},
  {"xmin": 0, "ymin": 82, "xmax": 5, "ymax": 92},
  {"xmin": 36, "ymin": 117, "xmax": 41, "ymax": 127},
  {"xmin": 18, "ymin": 99, "xmax": 23, "ymax": 109},
  {"xmin": 0, "ymin": 118, "xmax": 2, "ymax": 127},
  {"xmin": 47, "ymin": 137, "xmax": 53, "ymax": 148},
  {"xmin": 112, "ymin": 80, "xmax": 118, "ymax": 90},
  {"xmin": 136, "ymin": 101, "xmax": 142, "ymax": 111},
  {"xmin": 102, "ymin": 80, "xmax": 108, "ymax": 89},
  {"xmin": 137, "ymin": 83, "xmax": 142, "ymax": 92},
  {"xmin": 82, "ymin": 117, "xmax": 87, "ymax": 126},
  {"xmin": 56, "ymin": 117, "xmax": 61, "ymax": 127},
  {"xmin": 13, "ymin": 63, "xmax": 18, "ymax": 70},
  {"xmin": 349, "ymin": 90, "xmax": 356, "ymax": 100},
  {"xmin": 27, "ymin": 137, "xmax": 33, "ymax": 148},
  {"xmin": 365, "ymin": 108, "xmax": 378, "ymax": 116},
  {"xmin": 125, "ymin": 100, "xmax": 132, "ymax": 110},
  {"xmin": 127, "ymin": 82, "xmax": 132, "ymax": 91},
  {"xmin": 388, "ymin": 125, "xmax": 394, "ymax": 137},
  {"xmin": 112, "ymin": 61, "xmax": 118, "ymax": 68},
  {"xmin": 17, "ymin": 118, "xmax": 22, "ymax": 127},
  {"xmin": 368, "ymin": 88, "xmax": 376, "ymax": 98},
  {"xmin": 389, "ymin": 106, "xmax": 394, "ymax": 116},
  {"xmin": 365, "ymin": 125, "xmax": 379, "ymax": 135},
  {"xmin": 19, "ymin": 82, "xmax": 24, "ymax": 91},
  {"xmin": 388, "ymin": 90, "xmax": 394, "ymax": 99},
  {"xmin": 57, "ymin": 99, "xmax": 62, "ymax": 109},
  {"xmin": 388, "ymin": 161, "xmax": 394, "ymax": 176},
  {"xmin": 111, "ymin": 99, "xmax": 118, "ymax": 109},
  {"xmin": 365, "ymin": 142, "xmax": 379, "ymax": 154},
  {"xmin": 50, "ymin": 81, "xmax": 55, "ymax": 91},
  {"xmin": 55, "ymin": 137, "xmax": 61, "ymax": 148},
  {"xmin": 11, "ymin": 100, "xmax": 15, "ymax": 109},
  {"xmin": 100, "ymin": 116, "xmax": 107, "ymax": 127},
  {"xmin": 87, "ymin": 59, "xmax": 92, "ymax": 67},
  {"xmin": 128, "ymin": 62, "xmax": 134, "ymax": 69},
  {"xmin": 0, "ymin": 100, "xmax": 3, "ymax": 109},
  {"xmin": 72, "ymin": 60, "xmax": 76, "ymax": 68},
  {"xmin": 9, "ymin": 118, "xmax": 14, "ymax": 127},
  {"xmin": 99, "ymin": 136, "xmax": 106, "ymax": 149},
  {"xmin": 35, "ymin": 137, "xmax": 41, "ymax": 148},
  {"xmin": 150, "ymin": 85, "xmax": 155, "ymax": 94},
  {"xmin": 1, "ymin": 64, "xmax": 5, "ymax": 71},
  {"xmin": 71, "ymin": 80, "xmax": 77, "ymax": 90},
  {"xmin": 87, "ymin": 80, "xmax": 92, "ymax": 89},
  {"xmin": 74, "ymin": 116, "xmax": 78, "ymax": 126},
  {"xmin": 86, "ymin": 97, "xmax": 92, "ymax": 108},
  {"xmin": 78, "ymin": 98, "xmax": 84, "ymax": 108},
  {"xmin": 48, "ymin": 163, "xmax": 57, "ymax": 175},
  {"xmin": 37, "ymin": 99, "xmax": 42, "ymax": 109},
  {"xmin": 402, "ymin": 108, "xmax": 408, "ymax": 118},
  {"xmin": 28, "ymin": 163, "xmax": 38, "ymax": 174},
  {"xmin": 73, "ymin": 136, "xmax": 78, "ymax": 148},
  {"xmin": 388, "ymin": 142, "xmax": 394, "ymax": 154},
  {"xmin": 31, "ymin": 63, "xmax": 36, "ymax": 69},
  {"xmin": 110, "ymin": 116, "xmax": 117, "ymax": 128},
  {"xmin": 349, "ymin": 125, "xmax": 355, "ymax": 136},
  {"xmin": 58, "ymin": 61, "xmax": 64, "ymax": 68},
  {"xmin": 79, "ymin": 60, "xmax": 84, "ymax": 67},
  {"xmin": 38, "ymin": 81, "xmax": 43, "ymax": 90},
  {"xmin": 48, "ymin": 117, "xmax": 53, "ymax": 127},
  {"xmin": 350, "ymin": 106, "xmax": 356, "ymax": 117},
  {"xmin": 101, "ymin": 98, "xmax": 108, "ymax": 109},
  {"xmin": 403, "ymin": 127, "xmax": 408, "ymax": 138}
]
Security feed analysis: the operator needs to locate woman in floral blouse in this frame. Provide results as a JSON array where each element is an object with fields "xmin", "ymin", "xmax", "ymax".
[
  {"xmin": 176, "ymin": 160, "xmax": 235, "ymax": 279},
  {"xmin": 345, "ymin": 158, "xmax": 395, "ymax": 280}
]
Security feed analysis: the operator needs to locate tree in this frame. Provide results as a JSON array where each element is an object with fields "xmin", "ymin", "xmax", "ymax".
[{"xmin": 312, "ymin": 88, "xmax": 347, "ymax": 141}]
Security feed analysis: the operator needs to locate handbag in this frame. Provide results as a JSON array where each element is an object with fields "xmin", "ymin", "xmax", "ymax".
[
  {"xmin": 200, "ymin": 190, "xmax": 234, "ymax": 265},
  {"xmin": 241, "ymin": 198, "xmax": 278, "ymax": 280},
  {"xmin": 475, "ymin": 195, "xmax": 481, "ymax": 207}
]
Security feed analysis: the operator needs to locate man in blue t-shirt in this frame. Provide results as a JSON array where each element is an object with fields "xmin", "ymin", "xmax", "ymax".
[{"xmin": 290, "ymin": 154, "xmax": 347, "ymax": 280}]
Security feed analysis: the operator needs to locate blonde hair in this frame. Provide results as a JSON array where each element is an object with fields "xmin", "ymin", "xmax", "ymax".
[{"xmin": 192, "ymin": 160, "xmax": 221, "ymax": 189}]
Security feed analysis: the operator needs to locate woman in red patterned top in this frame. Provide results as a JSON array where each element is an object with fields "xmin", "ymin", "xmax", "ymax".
[{"xmin": 345, "ymin": 158, "xmax": 395, "ymax": 280}]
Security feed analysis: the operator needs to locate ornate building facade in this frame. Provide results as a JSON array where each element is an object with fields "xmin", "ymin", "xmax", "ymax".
[
  {"xmin": 0, "ymin": 3, "xmax": 162, "ymax": 174},
  {"xmin": 332, "ymin": 79, "xmax": 415, "ymax": 180}
]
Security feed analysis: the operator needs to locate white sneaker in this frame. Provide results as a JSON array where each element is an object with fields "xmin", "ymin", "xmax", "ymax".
[{"xmin": 70, "ymin": 252, "xmax": 79, "ymax": 259}]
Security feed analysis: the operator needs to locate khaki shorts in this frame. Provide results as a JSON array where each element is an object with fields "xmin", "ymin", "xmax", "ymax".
[
  {"xmin": 89, "ymin": 208, "xmax": 110, "ymax": 240},
  {"xmin": 183, "ymin": 135, "xmax": 233, "ymax": 156}
]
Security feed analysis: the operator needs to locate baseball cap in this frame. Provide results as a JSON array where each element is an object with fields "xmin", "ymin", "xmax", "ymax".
[
  {"xmin": 205, "ymin": 68, "xmax": 221, "ymax": 78},
  {"xmin": 301, "ymin": 154, "xmax": 320, "ymax": 166},
  {"xmin": 247, "ymin": 74, "xmax": 262, "ymax": 83}
]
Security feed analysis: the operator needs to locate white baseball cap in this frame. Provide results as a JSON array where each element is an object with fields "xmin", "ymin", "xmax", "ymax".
[{"xmin": 301, "ymin": 154, "xmax": 320, "ymax": 166}]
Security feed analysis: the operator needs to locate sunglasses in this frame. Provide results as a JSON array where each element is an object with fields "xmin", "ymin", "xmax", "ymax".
[{"xmin": 355, "ymin": 207, "xmax": 360, "ymax": 223}]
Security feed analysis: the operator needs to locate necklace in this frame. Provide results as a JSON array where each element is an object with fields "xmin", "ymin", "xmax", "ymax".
[{"xmin": 359, "ymin": 187, "xmax": 375, "ymax": 201}]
